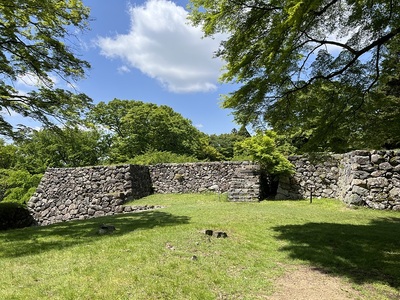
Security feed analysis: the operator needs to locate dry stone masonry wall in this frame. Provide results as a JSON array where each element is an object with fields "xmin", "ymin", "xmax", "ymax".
[
  {"xmin": 28, "ymin": 151, "xmax": 400, "ymax": 226},
  {"xmin": 338, "ymin": 150, "xmax": 400, "ymax": 210},
  {"xmin": 149, "ymin": 161, "xmax": 260, "ymax": 197},
  {"xmin": 276, "ymin": 150, "xmax": 400, "ymax": 210},
  {"xmin": 275, "ymin": 154, "xmax": 342, "ymax": 200},
  {"xmin": 28, "ymin": 165, "xmax": 154, "ymax": 226},
  {"xmin": 28, "ymin": 162, "xmax": 260, "ymax": 225},
  {"xmin": 228, "ymin": 164, "xmax": 261, "ymax": 202}
]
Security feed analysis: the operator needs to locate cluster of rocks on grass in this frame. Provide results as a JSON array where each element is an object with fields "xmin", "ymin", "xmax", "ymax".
[
  {"xmin": 203, "ymin": 229, "xmax": 229, "ymax": 238},
  {"xmin": 98, "ymin": 224, "xmax": 116, "ymax": 234}
]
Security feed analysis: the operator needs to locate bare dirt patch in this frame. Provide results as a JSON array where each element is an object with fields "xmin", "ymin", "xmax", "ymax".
[{"xmin": 267, "ymin": 265, "xmax": 362, "ymax": 300}]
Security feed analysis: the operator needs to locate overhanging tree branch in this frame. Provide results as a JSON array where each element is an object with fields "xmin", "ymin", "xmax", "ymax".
[
  {"xmin": 312, "ymin": 0, "xmax": 340, "ymax": 16},
  {"xmin": 293, "ymin": 26, "xmax": 400, "ymax": 93},
  {"xmin": 0, "ymin": 0, "xmax": 91, "ymax": 137},
  {"xmin": 189, "ymin": 0, "xmax": 400, "ymax": 151},
  {"xmin": 229, "ymin": 0, "xmax": 282, "ymax": 11}
]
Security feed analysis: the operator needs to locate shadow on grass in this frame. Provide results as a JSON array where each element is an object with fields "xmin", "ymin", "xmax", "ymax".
[
  {"xmin": 272, "ymin": 217, "xmax": 400, "ymax": 289},
  {"xmin": 0, "ymin": 210, "xmax": 190, "ymax": 258}
]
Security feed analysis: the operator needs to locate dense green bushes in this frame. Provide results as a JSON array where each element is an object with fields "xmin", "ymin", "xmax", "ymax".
[{"xmin": 0, "ymin": 169, "xmax": 42, "ymax": 205}]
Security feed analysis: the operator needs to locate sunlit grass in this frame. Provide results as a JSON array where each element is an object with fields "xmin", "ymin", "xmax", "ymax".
[{"xmin": 1, "ymin": 194, "xmax": 399, "ymax": 299}]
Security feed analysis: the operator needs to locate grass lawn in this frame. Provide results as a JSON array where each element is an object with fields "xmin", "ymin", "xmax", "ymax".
[{"xmin": 0, "ymin": 194, "xmax": 399, "ymax": 299}]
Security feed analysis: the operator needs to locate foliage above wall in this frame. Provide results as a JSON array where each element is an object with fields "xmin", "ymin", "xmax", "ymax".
[
  {"xmin": 234, "ymin": 131, "xmax": 294, "ymax": 176},
  {"xmin": 189, "ymin": 0, "xmax": 400, "ymax": 152}
]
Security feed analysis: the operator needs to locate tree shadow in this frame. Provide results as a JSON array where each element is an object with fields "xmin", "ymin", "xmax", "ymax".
[
  {"xmin": 272, "ymin": 217, "xmax": 400, "ymax": 289},
  {"xmin": 0, "ymin": 210, "xmax": 190, "ymax": 258}
]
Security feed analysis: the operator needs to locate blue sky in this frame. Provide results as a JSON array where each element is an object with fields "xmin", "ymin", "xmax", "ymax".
[
  {"xmin": 76, "ymin": 0, "xmax": 239, "ymax": 134},
  {"xmin": 1, "ymin": 0, "xmax": 240, "ymax": 135},
  {"xmin": 1, "ymin": 1, "xmax": 366, "ymax": 137}
]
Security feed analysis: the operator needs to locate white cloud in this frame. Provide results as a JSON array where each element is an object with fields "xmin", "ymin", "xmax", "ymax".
[
  {"xmin": 16, "ymin": 72, "xmax": 59, "ymax": 89},
  {"xmin": 195, "ymin": 123, "xmax": 204, "ymax": 129},
  {"xmin": 118, "ymin": 65, "xmax": 131, "ymax": 74},
  {"xmin": 14, "ymin": 72, "xmax": 79, "ymax": 94},
  {"xmin": 97, "ymin": 0, "xmax": 225, "ymax": 93}
]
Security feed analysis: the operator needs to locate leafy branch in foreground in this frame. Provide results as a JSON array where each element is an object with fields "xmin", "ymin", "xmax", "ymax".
[
  {"xmin": 0, "ymin": 0, "xmax": 92, "ymax": 136},
  {"xmin": 189, "ymin": 0, "xmax": 400, "ymax": 151}
]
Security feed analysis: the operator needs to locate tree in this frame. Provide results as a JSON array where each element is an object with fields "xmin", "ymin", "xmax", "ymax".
[
  {"xmin": 267, "ymin": 79, "xmax": 369, "ymax": 152},
  {"xmin": 234, "ymin": 131, "xmax": 294, "ymax": 176},
  {"xmin": 367, "ymin": 38, "xmax": 400, "ymax": 149},
  {"xmin": 0, "ymin": 139, "xmax": 41, "ymax": 204},
  {"xmin": 0, "ymin": 169, "xmax": 42, "ymax": 204},
  {"xmin": 268, "ymin": 59, "xmax": 400, "ymax": 152},
  {"xmin": 0, "ymin": 139, "xmax": 19, "ymax": 169},
  {"xmin": 88, "ymin": 99, "xmax": 208, "ymax": 162},
  {"xmin": 15, "ymin": 126, "xmax": 107, "ymax": 173},
  {"xmin": 209, "ymin": 127, "xmax": 250, "ymax": 160},
  {"xmin": 195, "ymin": 134, "xmax": 225, "ymax": 161},
  {"xmin": 0, "ymin": 0, "xmax": 92, "ymax": 137},
  {"xmin": 189, "ymin": 0, "xmax": 400, "ymax": 151}
]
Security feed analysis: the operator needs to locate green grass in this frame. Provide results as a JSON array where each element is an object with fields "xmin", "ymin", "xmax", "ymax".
[{"xmin": 1, "ymin": 194, "xmax": 399, "ymax": 299}]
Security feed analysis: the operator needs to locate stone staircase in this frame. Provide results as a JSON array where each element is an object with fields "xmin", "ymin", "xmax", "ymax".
[{"xmin": 228, "ymin": 164, "xmax": 261, "ymax": 202}]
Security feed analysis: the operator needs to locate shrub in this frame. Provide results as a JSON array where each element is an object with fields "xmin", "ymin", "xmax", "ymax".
[
  {"xmin": 0, "ymin": 202, "xmax": 35, "ymax": 230},
  {"xmin": 234, "ymin": 131, "xmax": 295, "ymax": 176},
  {"xmin": 0, "ymin": 169, "xmax": 42, "ymax": 205}
]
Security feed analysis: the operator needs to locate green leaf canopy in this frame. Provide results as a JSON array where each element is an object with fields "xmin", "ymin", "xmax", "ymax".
[
  {"xmin": 189, "ymin": 0, "xmax": 400, "ymax": 151},
  {"xmin": 0, "ymin": 0, "xmax": 92, "ymax": 136}
]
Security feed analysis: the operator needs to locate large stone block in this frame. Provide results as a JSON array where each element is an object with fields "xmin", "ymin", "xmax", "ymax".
[
  {"xmin": 353, "ymin": 156, "xmax": 371, "ymax": 165},
  {"xmin": 367, "ymin": 177, "xmax": 389, "ymax": 188}
]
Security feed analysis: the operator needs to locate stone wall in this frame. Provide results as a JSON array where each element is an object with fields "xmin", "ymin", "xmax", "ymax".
[
  {"xmin": 28, "ymin": 151, "xmax": 400, "ymax": 226},
  {"xmin": 228, "ymin": 163, "xmax": 262, "ymax": 202},
  {"xmin": 148, "ymin": 161, "xmax": 259, "ymax": 196},
  {"xmin": 338, "ymin": 150, "xmax": 400, "ymax": 210},
  {"xmin": 28, "ymin": 162, "xmax": 261, "ymax": 225},
  {"xmin": 28, "ymin": 165, "xmax": 154, "ymax": 226},
  {"xmin": 275, "ymin": 154, "xmax": 342, "ymax": 200},
  {"xmin": 276, "ymin": 150, "xmax": 400, "ymax": 210}
]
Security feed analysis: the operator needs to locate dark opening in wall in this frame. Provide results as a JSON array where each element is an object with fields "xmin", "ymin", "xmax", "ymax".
[{"xmin": 259, "ymin": 170, "xmax": 278, "ymax": 200}]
